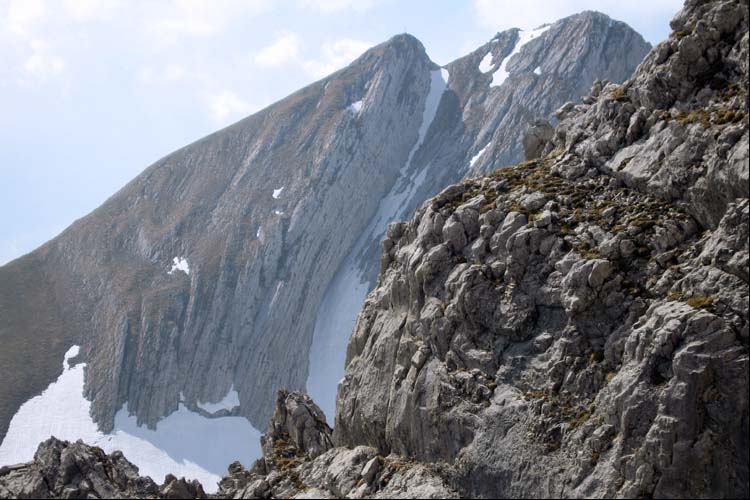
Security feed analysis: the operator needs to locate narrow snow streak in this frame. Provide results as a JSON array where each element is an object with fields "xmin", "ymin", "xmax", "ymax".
[
  {"xmin": 0, "ymin": 347, "xmax": 260, "ymax": 493},
  {"xmin": 470, "ymin": 143, "xmax": 491, "ymax": 168},
  {"xmin": 491, "ymin": 25, "xmax": 550, "ymax": 87},
  {"xmin": 307, "ymin": 68, "xmax": 449, "ymax": 420}
]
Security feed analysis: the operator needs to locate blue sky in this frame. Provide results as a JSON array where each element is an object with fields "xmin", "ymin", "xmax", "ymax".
[{"xmin": 0, "ymin": 0, "xmax": 683, "ymax": 265}]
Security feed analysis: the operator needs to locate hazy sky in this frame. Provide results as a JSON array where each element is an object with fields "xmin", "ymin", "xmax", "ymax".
[{"xmin": 0, "ymin": 0, "xmax": 683, "ymax": 265}]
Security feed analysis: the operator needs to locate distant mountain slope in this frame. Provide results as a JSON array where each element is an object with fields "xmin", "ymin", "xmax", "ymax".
[{"xmin": 0, "ymin": 10, "xmax": 649, "ymax": 461}]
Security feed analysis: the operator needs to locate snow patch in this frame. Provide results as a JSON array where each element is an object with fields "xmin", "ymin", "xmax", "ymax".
[
  {"xmin": 478, "ymin": 51, "xmax": 494, "ymax": 73},
  {"xmin": 470, "ymin": 143, "xmax": 491, "ymax": 168},
  {"xmin": 272, "ymin": 187, "xmax": 284, "ymax": 199},
  {"xmin": 348, "ymin": 100, "xmax": 363, "ymax": 114},
  {"xmin": 197, "ymin": 386, "xmax": 241, "ymax": 414},
  {"xmin": 168, "ymin": 257, "xmax": 190, "ymax": 275},
  {"xmin": 0, "ymin": 347, "xmax": 261, "ymax": 493},
  {"xmin": 491, "ymin": 25, "xmax": 550, "ymax": 88},
  {"xmin": 533, "ymin": 66, "xmax": 542, "ymax": 75},
  {"xmin": 274, "ymin": 210, "xmax": 284, "ymax": 216},
  {"xmin": 307, "ymin": 68, "xmax": 450, "ymax": 420}
]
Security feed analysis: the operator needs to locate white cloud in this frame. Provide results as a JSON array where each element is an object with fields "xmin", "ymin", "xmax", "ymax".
[
  {"xmin": 298, "ymin": 0, "xmax": 380, "ymax": 13},
  {"xmin": 252, "ymin": 33, "xmax": 372, "ymax": 77},
  {"xmin": 3, "ymin": 0, "xmax": 46, "ymax": 35},
  {"xmin": 1, "ymin": 1, "xmax": 66, "ymax": 84},
  {"xmin": 302, "ymin": 38, "xmax": 373, "ymax": 78},
  {"xmin": 22, "ymin": 39, "xmax": 65, "ymax": 80},
  {"xmin": 472, "ymin": 0, "xmax": 683, "ymax": 35},
  {"xmin": 138, "ymin": 64, "xmax": 189, "ymax": 85},
  {"xmin": 206, "ymin": 89, "xmax": 254, "ymax": 124},
  {"xmin": 254, "ymin": 31, "xmax": 302, "ymax": 67},
  {"xmin": 141, "ymin": 0, "xmax": 270, "ymax": 46},
  {"xmin": 61, "ymin": 0, "xmax": 122, "ymax": 22}
]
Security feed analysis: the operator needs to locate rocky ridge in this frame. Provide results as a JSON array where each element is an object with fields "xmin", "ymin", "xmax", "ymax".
[{"xmin": 334, "ymin": 0, "xmax": 749, "ymax": 497}]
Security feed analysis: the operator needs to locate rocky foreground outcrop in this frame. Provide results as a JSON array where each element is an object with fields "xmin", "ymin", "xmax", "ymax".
[
  {"xmin": 0, "ymin": 438, "xmax": 206, "ymax": 499},
  {"xmin": 214, "ymin": 390, "xmax": 456, "ymax": 499},
  {"xmin": 334, "ymin": 0, "xmax": 749, "ymax": 497}
]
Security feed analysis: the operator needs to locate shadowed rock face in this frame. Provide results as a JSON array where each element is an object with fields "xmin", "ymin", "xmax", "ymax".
[{"xmin": 0, "ymin": 12, "xmax": 649, "ymax": 444}]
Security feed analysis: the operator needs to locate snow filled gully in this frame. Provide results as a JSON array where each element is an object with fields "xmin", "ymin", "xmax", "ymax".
[{"xmin": 307, "ymin": 68, "xmax": 450, "ymax": 421}]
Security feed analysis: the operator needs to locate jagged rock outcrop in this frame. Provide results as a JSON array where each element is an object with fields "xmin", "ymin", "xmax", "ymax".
[
  {"xmin": 0, "ymin": 11, "xmax": 650, "ymax": 446},
  {"xmin": 544, "ymin": 1, "xmax": 749, "ymax": 229},
  {"xmin": 215, "ymin": 390, "xmax": 456, "ymax": 499},
  {"xmin": 0, "ymin": 437, "xmax": 206, "ymax": 499},
  {"xmin": 333, "ymin": 0, "xmax": 748, "ymax": 498},
  {"xmin": 259, "ymin": 390, "xmax": 334, "ymax": 462}
]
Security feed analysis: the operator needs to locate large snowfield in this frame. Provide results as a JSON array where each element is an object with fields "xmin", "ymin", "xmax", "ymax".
[
  {"xmin": 0, "ymin": 346, "xmax": 261, "ymax": 493},
  {"xmin": 307, "ymin": 68, "xmax": 450, "ymax": 421}
]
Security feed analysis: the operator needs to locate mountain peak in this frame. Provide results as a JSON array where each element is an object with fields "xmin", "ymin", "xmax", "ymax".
[{"xmin": 357, "ymin": 32, "xmax": 432, "ymax": 68}]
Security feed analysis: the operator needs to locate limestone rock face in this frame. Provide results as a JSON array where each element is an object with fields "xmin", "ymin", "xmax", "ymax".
[
  {"xmin": 0, "ymin": 11, "xmax": 649, "ymax": 442},
  {"xmin": 333, "ymin": 1, "xmax": 749, "ymax": 497},
  {"xmin": 546, "ymin": 0, "xmax": 749, "ymax": 229}
]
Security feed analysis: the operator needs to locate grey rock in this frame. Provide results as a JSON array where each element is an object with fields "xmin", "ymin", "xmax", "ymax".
[
  {"xmin": 261, "ymin": 390, "xmax": 333, "ymax": 462},
  {"xmin": 441, "ymin": 217, "xmax": 467, "ymax": 253},
  {"xmin": 523, "ymin": 120, "xmax": 555, "ymax": 160},
  {"xmin": 0, "ymin": 437, "xmax": 190, "ymax": 499},
  {"xmin": 520, "ymin": 192, "xmax": 548, "ymax": 212},
  {"xmin": 333, "ymin": 3, "xmax": 748, "ymax": 498},
  {"xmin": 360, "ymin": 456, "xmax": 381, "ymax": 485},
  {"xmin": 5, "ymin": 2, "xmax": 746, "ymax": 500},
  {"xmin": 214, "ymin": 392, "xmax": 456, "ymax": 499}
]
